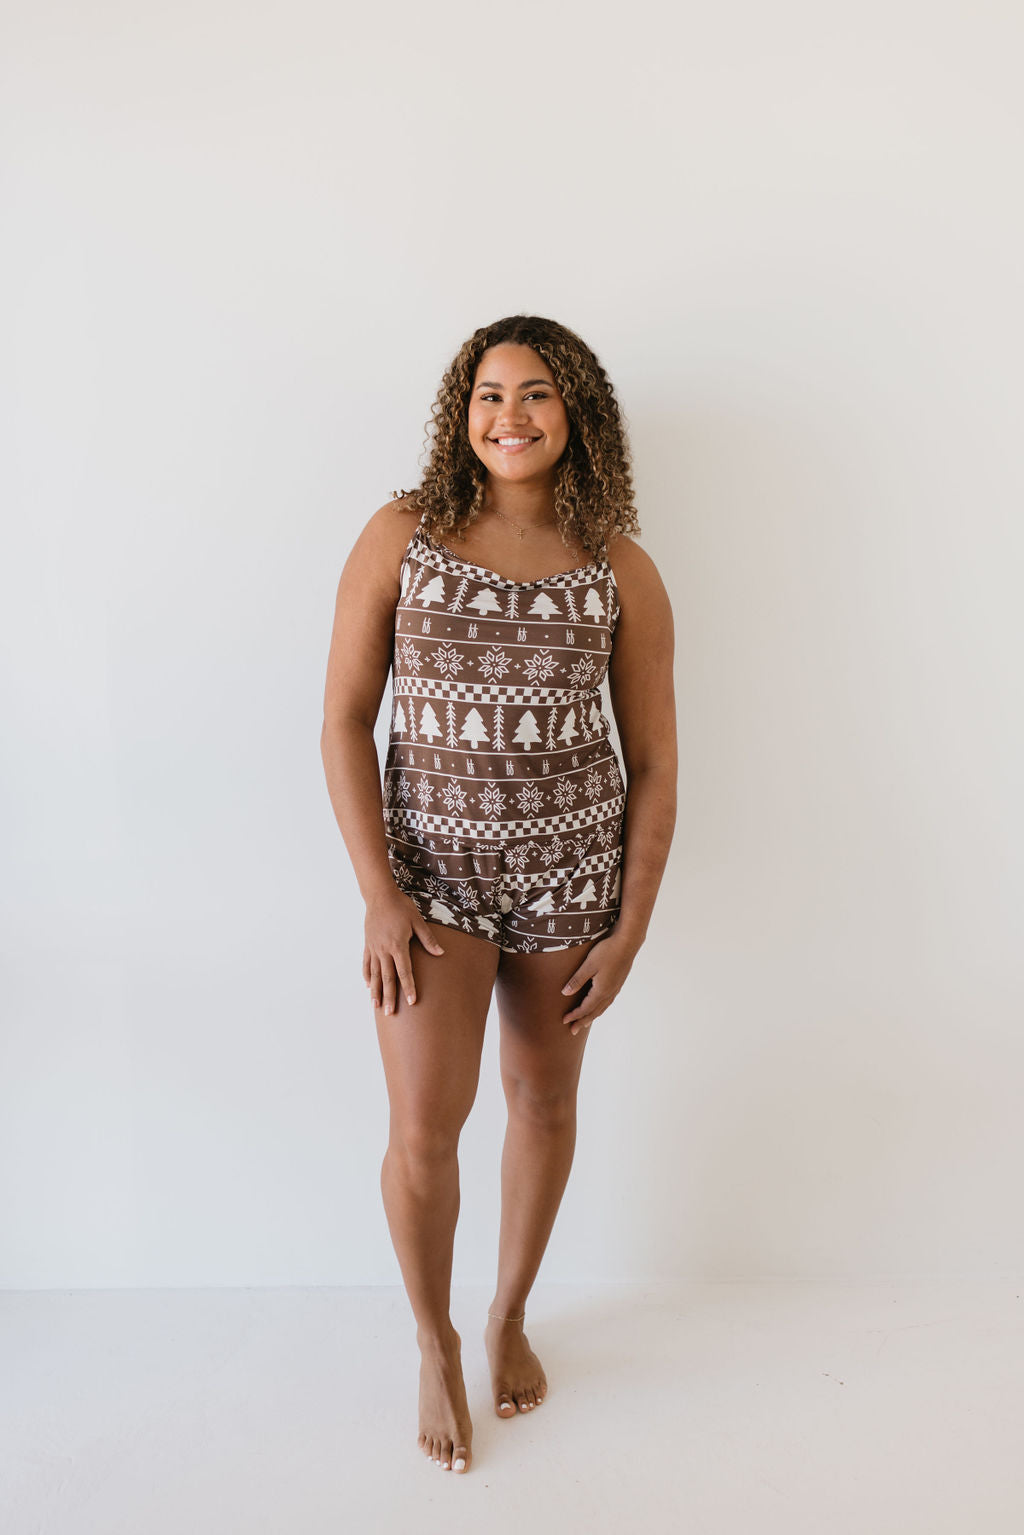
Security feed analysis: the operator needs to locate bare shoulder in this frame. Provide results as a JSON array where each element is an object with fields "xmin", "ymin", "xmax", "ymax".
[
  {"xmin": 341, "ymin": 494, "xmax": 421, "ymax": 594},
  {"xmin": 604, "ymin": 531, "xmax": 672, "ymax": 609}
]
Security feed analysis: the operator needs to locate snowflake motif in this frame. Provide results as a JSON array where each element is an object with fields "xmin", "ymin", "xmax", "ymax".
[
  {"xmin": 553, "ymin": 778, "xmax": 578, "ymax": 811},
  {"xmin": 414, "ymin": 776, "xmax": 434, "ymax": 809},
  {"xmin": 584, "ymin": 768, "xmax": 605, "ymax": 802},
  {"xmin": 478, "ymin": 647, "xmax": 512, "ymax": 680},
  {"xmin": 397, "ymin": 638, "xmax": 423, "ymax": 673},
  {"xmin": 442, "ymin": 779, "xmax": 468, "ymax": 815},
  {"xmin": 477, "ymin": 782, "xmax": 508, "ymax": 818},
  {"xmin": 394, "ymin": 773, "xmax": 412, "ymax": 804},
  {"xmin": 521, "ymin": 649, "xmax": 558, "ymax": 683},
  {"xmin": 505, "ymin": 840, "xmax": 536, "ymax": 873},
  {"xmin": 430, "ymin": 643, "xmax": 465, "ymax": 678},
  {"xmin": 568, "ymin": 655, "xmax": 597, "ymax": 689},
  {"xmin": 424, "ymin": 875, "xmax": 449, "ymax": 898},
  {"xmin": 606, "ymin": 761, "xmax": 623, "ymax": 794},
  {"xmin": 456, "ymin": 882, "xmax": 480, "ymax": 912},
  {"xmin": 519, "ymin": 935, "xmax": 539, "ymax": 953},
  {"xmin": 596, "ymin": 821, "xmax": 616, "ymax": 849},
  {"xmin": 515, "ymin": 782, "xmax": 544, "ymax": 817},
  {"xmin": 390, "ymin": 861, "xmax": 414, "ymax": 888},
  {"xmin": 539, "ymin": 835, "xmax": 567, "ymax": 868}
]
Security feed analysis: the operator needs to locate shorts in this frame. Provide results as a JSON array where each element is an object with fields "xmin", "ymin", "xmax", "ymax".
[{"xmin": 384, "ymin": 824, "xmax": 623, "ymax": 955}]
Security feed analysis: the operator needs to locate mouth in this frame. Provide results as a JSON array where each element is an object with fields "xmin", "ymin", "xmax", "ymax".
[{"xmin": 488, "ymin": 435, "xmax": 541, "ymax": 452}]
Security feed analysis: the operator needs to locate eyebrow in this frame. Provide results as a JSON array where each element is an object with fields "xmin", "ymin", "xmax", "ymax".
[{"xmin": 474, "ymin": 379, "xmax": 554, "ymax": 390}]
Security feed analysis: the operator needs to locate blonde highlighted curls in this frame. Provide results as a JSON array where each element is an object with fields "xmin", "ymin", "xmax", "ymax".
[{"xmin": 393, "ymin": 315, "xmax": 640, "ymax": 558}]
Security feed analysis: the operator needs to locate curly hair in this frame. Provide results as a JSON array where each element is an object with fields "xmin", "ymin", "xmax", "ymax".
[{"xmin": 394, "ymin": 314, "xmax": 640, "ymax": 558}]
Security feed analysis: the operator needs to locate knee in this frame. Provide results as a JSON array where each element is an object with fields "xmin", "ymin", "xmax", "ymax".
[
  {"xmin": 504, "ymin": 1074, "xmax": 577, "ymax": 1133},
  {"xmin": 387, "ymin": 1111, "xmax": 464, "ymax": 1173}
]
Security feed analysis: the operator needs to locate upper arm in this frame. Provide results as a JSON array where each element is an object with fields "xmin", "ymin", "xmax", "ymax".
[
  {"xmin": 321, "ymin": 499, "xmax": 418, "ymax": 731},
  {"xmin": 606, "ymin": 535, "xmax": 677, "ymax": 779}
]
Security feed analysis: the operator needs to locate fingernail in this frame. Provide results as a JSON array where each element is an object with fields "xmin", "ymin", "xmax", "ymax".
[
  {"xmin": 406, "ymin": 994, "xmax": 415, "ymax": 1005},
  {"xmin": 384, "ymin": 1004, "xmax": 392, "ymax": 1015},
  {"xmin": 562, "ymin": 984, "xmax": 572, "ymax": 994}
]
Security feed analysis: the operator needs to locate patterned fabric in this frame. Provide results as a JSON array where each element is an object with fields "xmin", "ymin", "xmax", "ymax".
[{"xmin": 382, "ymin": 518, "xmax": 625, "ymax": 953}]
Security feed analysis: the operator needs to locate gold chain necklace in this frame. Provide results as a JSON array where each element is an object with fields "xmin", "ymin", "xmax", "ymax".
[{"xmin": 488, "ymin": 506, "xmax": 558, "ymax": 541}]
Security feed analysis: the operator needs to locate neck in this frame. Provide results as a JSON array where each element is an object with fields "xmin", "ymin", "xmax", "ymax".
[{"xmin": 482, "ymin": 477, "xmax": 557, "ymax": 527}]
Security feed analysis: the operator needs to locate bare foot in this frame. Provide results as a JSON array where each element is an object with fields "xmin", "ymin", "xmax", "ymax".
[
  {"xmin": 417, "ymin": 1326, "xmax": 473, "ymax": 1473},
  {"xmin": 484, "ymin": 1314, "xmax": 548, "ymax": 1417}
]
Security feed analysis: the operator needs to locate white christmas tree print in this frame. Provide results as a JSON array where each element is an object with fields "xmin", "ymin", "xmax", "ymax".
[
  {"xmin": 468, "ymin": 587, "xmax": 502, "ymax": 616},
  {"xmin": 493, "ymin": 705, "xmax": 505, "ymax": 751},
  {"xmin": 393, "ymin": 701, "xmax": 407, "ymax": 734},
  {"xmin": 419, "ymin": 701, "xmax": 442, "ymax": 741},
  {"xmin": 558, "ymin": 707, "xmax": 579, "ymax": 747},
  {"xmin": 446, "ymin": 701, "xmax": 457, "ymax": 747},
  {"xmin": 571, "ymin": 878, "xmax": 598, "ymax": 908},
  {"xmin": 545, "ymin": 710, "xmax": 557, "ymax": 750},
  {"xmin": 528, "ymin": 591, "xmax": 560, "ymax": 619},
  {"xmin": 589, "ymin": 701, "xmax": 603, "ymax": 732},
  {"xmin": 583, "ymin": 586, "xmax": 605, "ymax": 622},
  {"xmin": 450, "ymin": 576, "xmax": 469, "ymax": 613},
  {"xmin": 428, "ymin": 899, "xmax": 459, "ymax": 926},
  {"xmin": 460, "ymin": 708, "xmax": 489, "ymax": 749},
  {"xmin": 476, "ymin": 914, "xmax": 500, "ymax": 940},
  {"xmin": 418, "ymin": 575, "xmax": 446, "ymax": 607},
  {"xmin": 564, "ymin": 589, "xmax": 580, "ymax": 623},
  {"xmin": 507, "ymin": 590, "xmax": 519, "ymax": 619},
  {"xmin": 512, "ymin": 710, "xmax": 542, "ymax": 751},
  {"xmin": 530, "ymin": 888, "xmax": 556, "ymax": 914}
]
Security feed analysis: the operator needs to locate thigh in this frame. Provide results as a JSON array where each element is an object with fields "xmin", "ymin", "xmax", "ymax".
[
  {"xmin": 493, "ymin": 936, "xmax": 604, "ymax": 1090},
  {"xmin": 375, "ymin": 924, "xmax": 500, "ymax": 1134}
]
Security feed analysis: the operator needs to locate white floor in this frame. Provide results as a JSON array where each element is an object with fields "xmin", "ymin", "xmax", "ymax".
[{"xmin": 2, "ymin": 1278, "xmax": 1021, "ymax": 1534}]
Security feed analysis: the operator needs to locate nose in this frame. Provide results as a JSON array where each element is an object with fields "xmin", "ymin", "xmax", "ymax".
[{"xmin": 496, "ymin": 398, "xmax": 530, "ymax": 430}]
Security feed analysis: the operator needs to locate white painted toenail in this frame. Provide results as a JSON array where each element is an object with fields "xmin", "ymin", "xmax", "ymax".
[{"xmin": 454, "ymin": 1458, "xmax": 466, "ymax": 1471}]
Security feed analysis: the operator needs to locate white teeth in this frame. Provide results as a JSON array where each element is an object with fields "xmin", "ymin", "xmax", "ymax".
[{"xmin": 494, "ymin": 437, "xmax": 536, "ymax": 445}]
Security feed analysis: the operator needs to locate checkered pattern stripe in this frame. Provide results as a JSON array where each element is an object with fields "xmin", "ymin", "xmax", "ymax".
[
  {"xmin": 414, "ymin": 530, "xmax": 615, "ymax": 597},
  {"xmin": 392, "ymin": 676, "xmax": 602, "ymax": 708},
  {"xmin": 385, "ymin": 793, "xmax": 626, "ymax": 842}
]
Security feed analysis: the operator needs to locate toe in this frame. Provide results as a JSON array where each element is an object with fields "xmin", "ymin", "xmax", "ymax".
[
  {"xmin": 517, "ymin": 1394, "xmax": 529, "ymax": 1412},
  {"xmin": 440, "ymin": 1437, "xmax": 453, "ymax": 1470},
  {"xmin": 453, "ymin": 1445, "xmax": 470, "ymax": 1473}
]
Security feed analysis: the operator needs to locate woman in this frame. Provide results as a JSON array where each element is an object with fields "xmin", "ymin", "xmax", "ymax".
[{"xmin": 320, "ymin": 314, "xmax": 676, "ymax": 1475}]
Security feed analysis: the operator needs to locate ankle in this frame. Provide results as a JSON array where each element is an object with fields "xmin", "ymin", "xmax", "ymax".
[
  {"xmin": 487, "ymin": 1305, "xmax": 526, "ymax": 1325},
  {"xmin": 417, "ymin": 1319, "xmax": 460, "ymax": 1352}
]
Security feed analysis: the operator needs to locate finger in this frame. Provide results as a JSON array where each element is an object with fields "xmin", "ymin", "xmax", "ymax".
[
  {"xmin": 369, "ymin": 959, "xmax": 382, "ymax": 1009},
  {"xmin": 394, "ymin": 946, "xmax": 417, "ymax": 1007},
  {"xmin": 380, "ymin": 959, "xmax": 398, "ymax": 1017},
  {"xmin": 414, "ymin": 923, "xmax": 446, "ymax": 956},
  {"xmin": 362, "ymin": 949, "xmax": 371, "ymax": 987},
  {"xmin": 561, "ymin": 965, "xmax": 595, "ymax": 997}
]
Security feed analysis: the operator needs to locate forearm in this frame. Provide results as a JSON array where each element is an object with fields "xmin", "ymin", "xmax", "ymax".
[
  {"xmin": 614, "ymin": 764, "xmax": 677, "ymax": 947},
  {"xmin": 320, "ymin": 718, "xmax": 395, "ymax": 903}
]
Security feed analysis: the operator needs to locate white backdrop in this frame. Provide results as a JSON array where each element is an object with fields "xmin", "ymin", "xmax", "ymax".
[{"xmin": 2, "ymin": 0, "xmax": 1021, "ymax": 1289}]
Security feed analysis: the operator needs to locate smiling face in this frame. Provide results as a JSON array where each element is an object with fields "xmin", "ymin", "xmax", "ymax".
[{"xmin": 467, "ymin": 343, "xmax": 571, "ymax": 487}]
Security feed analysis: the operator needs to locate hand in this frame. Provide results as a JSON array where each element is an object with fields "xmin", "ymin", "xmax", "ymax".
[
  {"xmin": 363, "ymin": 889, "xmax": 445, "ymax": 1016},
  {"xmin": 560, "ymin": 929, "xmax": 639, "ymax": 1035}
]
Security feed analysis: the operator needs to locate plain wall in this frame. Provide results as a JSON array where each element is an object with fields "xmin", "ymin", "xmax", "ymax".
[{"xmin": 2, "ymin": 0, "xmax": 1022, "ymax": 1287}]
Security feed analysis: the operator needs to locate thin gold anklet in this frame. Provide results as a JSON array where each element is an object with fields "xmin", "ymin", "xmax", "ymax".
[{"xmin": 488, "ymin": 1309, "xmax": 525, "ymax": 1322}]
